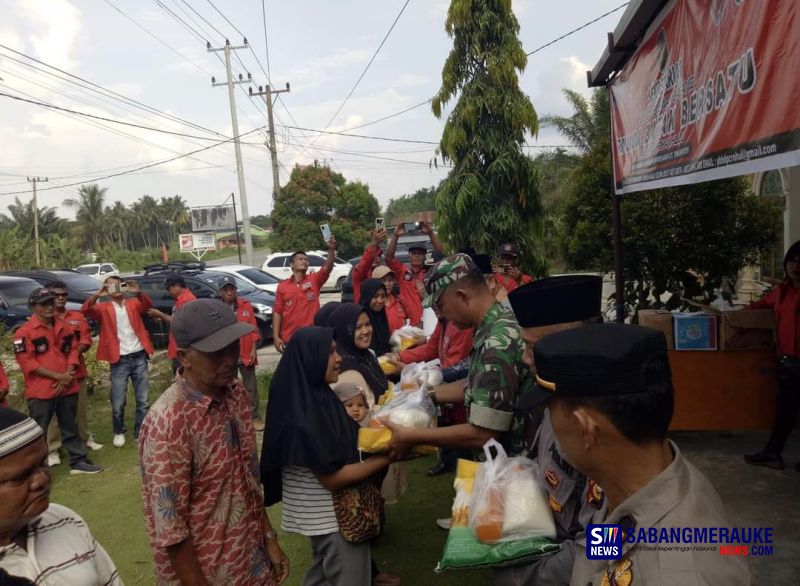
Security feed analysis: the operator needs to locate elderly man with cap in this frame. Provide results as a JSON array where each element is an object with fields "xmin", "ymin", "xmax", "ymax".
[
  {"xmin": 527, "ymin": 323, "xmax": 752, "ymax": 585},
  {"xmin": 218, "ymin": 275, "xmax": 265, "ymax": 431},
  {"xmin": 493, "ymin": 276, "xmax": 605, "ymax": 585},
  {"xmin": 14, "ymin": 288, "xmax": 101, "ymax": 475},
  {"xmin": 146, "ymin": 274, "xmax": 197, "ymax": 373},
  {"xmin": 494, "ymin": 242, "xmax": 533, "ymax": 293},
  {"xmin": 383, "ymin": 254, "xmax": 530, "ymax": 459},
  {"xmin": 0, "ymin": 407, "xmax": 121, "ymax": 584},
  {"xmin": 385, "ymin": 221, "xmax": 444, "ymax": 326},
  {"xmin": 139, "ymin": 299, "xmax": 288, "ymax": 586}
]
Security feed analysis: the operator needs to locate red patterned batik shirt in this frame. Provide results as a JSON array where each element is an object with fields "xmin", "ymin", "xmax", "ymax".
[{"xmin": 139, "ymin": 377, "xmax": 274, "ymax": 585}]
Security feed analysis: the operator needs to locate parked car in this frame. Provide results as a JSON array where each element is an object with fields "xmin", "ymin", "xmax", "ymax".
[
  {"xmin": 213, "ymin": 265, "xmax": 281, "ymax": 294},
  {"xmin": 125, "ymin": 262, "xmax": 275, "ymax": 349},
  {"xmin": 4, "ymin": 269, "xmax": 104, "ymax": 305},
  {"xmin": 74, "ymin": 263, "xmax": 120, "ymax": 282},
  {"xmin": 0, "ymin": 275, "xmax": 98, "ymax": 335},
  {"xmin": 262, "ymin": 252, "xmax": 352, "ymax": 291}
]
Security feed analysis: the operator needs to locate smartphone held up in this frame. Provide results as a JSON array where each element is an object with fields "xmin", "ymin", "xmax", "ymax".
[{"xmin": 320, "ymin": 223, "xmax": 332, "ymax": 243}]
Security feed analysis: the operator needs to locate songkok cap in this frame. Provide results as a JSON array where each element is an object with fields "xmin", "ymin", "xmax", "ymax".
[
  {"xmin": 218, "ymin": 275, "xmax": 237, "ymax": 289},
  {"xmin": 521, "ymin": 323, "xmax": 671, "ymax": 408},
  {"xmin": 0, "ymin": 407, "xmax": 44, "ymax": 459},
  {"xmin": 171, "ymin": 299, "xmax": 255, "ymax": 352},
  {"xmin": 508, "ymin": 275, "xmax": 603, "ymax": 328},
  {"xmin": 372, "ymin": 266, "xmax": 394, "ymax": 280},
  {"xmin": 28, "ymin": 288, "xmax": 54, "ymax": 306},
  {"xmin": 422, "ymin": 253, "xmax": 478, "ymax": 309}
]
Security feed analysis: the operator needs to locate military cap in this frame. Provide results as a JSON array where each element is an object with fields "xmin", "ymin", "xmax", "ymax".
[
  {"xmin": 498, "ymin": 242, "xmax": 520, "ymax": 257},
  {"xmin": 422, "ymin": 253, "xmax": 478, "ymax": 308},
  {"xmin": 28, "ymin": 287, "xmax": 54, "ymax": 306},
  {"xmin": 508, "ymin": 275, "xmax": 603, "ymax": 328},
  {"xmin": 522, "ymin": 323, "xmax": 671, "ymax": 408}
]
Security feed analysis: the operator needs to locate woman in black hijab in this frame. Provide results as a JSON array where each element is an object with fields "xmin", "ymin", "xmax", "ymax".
[
  {"xmin": 330, "ymin": 303, "xmax": 390, "ymax": 405},
  {"xmin": 359, "ymin": 279, "xmax": 391, "ymax": 356},
  {"xmin": 313, "ymin": 301, "xmax": 341, "ymax": 327},
  {"xmin": 260, "ymin": 326, "xmax": 392, "ymax": 585}
]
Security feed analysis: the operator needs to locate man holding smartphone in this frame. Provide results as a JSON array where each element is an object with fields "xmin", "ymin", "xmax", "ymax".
[
  {"xmin": 494, "ymin": 242, "xmax": 534, "ymax": 292},
  {"xmin": 82, "ymin": 276, "xmax": 154, "ymax": 448},
  {"xmin": 272, "ymin": 236, "xmax": 338, "ymax": 353},
  {"xmin": 386, "ymin": 220, "xmax": 445, "ymax": 326}
]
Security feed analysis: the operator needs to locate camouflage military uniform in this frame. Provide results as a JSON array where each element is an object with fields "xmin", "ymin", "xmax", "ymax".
[{"xmin": 464, "ymin": 302, "xmax": 532, "ymax": 456}]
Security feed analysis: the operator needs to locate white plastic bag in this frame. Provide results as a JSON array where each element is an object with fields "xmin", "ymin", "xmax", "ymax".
[
  {"xmin": 390, "ymin": 325, "xmax": 427, "ymax": 352},
  {"xmin": 380, "ymin": 388, "xmax": 437, "ymax": 428},
  {"xmin": 469, "ymin": 439, "xmax": 556, "ymax": 544}
]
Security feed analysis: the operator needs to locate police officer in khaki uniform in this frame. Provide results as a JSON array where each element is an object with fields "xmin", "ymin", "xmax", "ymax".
[
  {"xmin": 494, "ymin": 275, "xmax": 606, "ymax": 585},
  {"xmin": 529, "ymin": 323, "xmax": 752, "ymax": 586}
]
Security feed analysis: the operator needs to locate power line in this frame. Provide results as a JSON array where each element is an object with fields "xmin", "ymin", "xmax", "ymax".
[
  {"xmin": 261, "ymin": 0, "xmax": 272, "ymax": 80},
  {"xmin": 339, "ymin": 99, "xmax": 432, "ymax": 132},
  {"xmin": 0, "ymin": 126, "xmax": 267, "ymax": 197},
  {"xmin": 285, "ymin": 125, "xmax": 438, "ymax": 145},
  {"xmin": 526, "ymin": 2, "xmax": 630, "ymax": 56},
  {"xmin": 178, "ymin": 0, "xmax": 226, "ymax": 40}
]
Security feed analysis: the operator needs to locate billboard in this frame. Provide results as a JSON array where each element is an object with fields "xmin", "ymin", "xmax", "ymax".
[
  {"xmin": 609, "ymin": 0, "xmax": 800, "ymax": 194},
  {"xmin": 190, "ymin": 205, "xmax": 236, "ymax": 231},
  {"xmin": 179, "ymin": 232, "xmax": 216, "ymax": 252}
]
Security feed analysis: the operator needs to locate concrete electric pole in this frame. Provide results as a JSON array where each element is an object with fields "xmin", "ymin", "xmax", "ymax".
[
  {"xmin": 26, "ymin": 176, "xmax": 47, "ymax": 267},
  {"xmin": 209, "ymin": 39, "xmax": 255, "ymax": 266},
  {"xmin": 249, "ymin": 83, "xmax": 290, "ymax": 201}
]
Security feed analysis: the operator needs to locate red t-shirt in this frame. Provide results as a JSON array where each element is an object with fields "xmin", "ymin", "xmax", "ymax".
[
  {"xmin": 13, "ymin": 316, "xmax": 80, "ymax": 399},
  {"xmin": 747, "ymin": 281, "xmax": 800, "ymax": 356},
  {"xmin": 230, "ymin": 297, "xmax": 261, "ymax": 367},
  {"xmin": 385, "ymin": 295, "xmax": 410, "ymax": 333},
  {"xmin": 398, "ymin": 320, "xmax": 474, "ymax": 368},
  {"xmin": 274, "ymin": 267, "xmax": 332, "ymax": 342},
  {"xmin": 386, "ymin": 258, "xmax": 425, "ymax": 326},
  {"xmin": 494, "ymin": 272, "xmax": 534, "ymax": 293},
  {"xmin": 168, "ymin": 288, "xmax": 198, "ymax": 358},
  {"xmin": 353, "ymin": 245, "xmax": 382, "ymax": 304},
  {"xmin": 56, "ymin": 309, "xmax": 92, "ymax": 380}
]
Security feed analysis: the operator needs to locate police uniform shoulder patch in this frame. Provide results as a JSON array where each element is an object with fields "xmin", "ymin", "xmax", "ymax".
[
  {"xmin": 13, "ymin": 338, "xmax": 25, "ymax": 353},
  {"xmin": 587, "ymin": 478, "xmax": 605, "ymax": 509},
  {"xmin": 548, "ymin": 493, "xmax": 563, "ymax": 513},
  {"xmin": 545, "ymin": 469, "xmax": 560, "ymax": 490},
  {"xmin": 601, "ymin": 559, "xmax": 632, "ymax": 586},
  {"xmin": 403, "ymin": 271, "xmax": 413, "ymax": 282}
]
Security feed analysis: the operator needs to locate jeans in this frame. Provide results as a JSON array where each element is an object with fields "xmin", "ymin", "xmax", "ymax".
[
  {"xmin": 110, "ymin": 351, "xmax": 150, "ymax": 437},
  {"xmin": 48, "ymin": 378, "xmax": 89, "ymax": 453},
  {"xmin": 28, "ymin": 394, "xmax": 87, "ymax": 466},
  {"xmin": 764, "ymin": 364, "xmax": 800, "ymax": 454}
]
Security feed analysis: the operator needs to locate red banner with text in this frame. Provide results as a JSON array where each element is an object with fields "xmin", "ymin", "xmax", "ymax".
[{"xmin": 610, "ymin": 0, "xmax": 800, "ymax": 194}]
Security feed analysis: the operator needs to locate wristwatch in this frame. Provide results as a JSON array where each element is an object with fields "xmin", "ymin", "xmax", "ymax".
[{"xmin": 265, "ymin": 529, "xmax": 278, "ymax": 541}]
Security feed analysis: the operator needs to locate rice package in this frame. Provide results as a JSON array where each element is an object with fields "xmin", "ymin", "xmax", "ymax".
[
  {"xmin": 358, "ymin": 388, "xmax": 437, "ymax": 455},
  {"xmin": 436, "ymin": 458, "xmax": 558, "ymax": 572}
]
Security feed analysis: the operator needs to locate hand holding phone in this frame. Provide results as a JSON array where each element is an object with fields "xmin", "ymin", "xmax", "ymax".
[
  {"xmin": 375, "ymin": 218, "xmax": 385, "ymax": 231},
  {"xmin": 320, "ymin": 223, "xmax": 332, "ymax": 243}
]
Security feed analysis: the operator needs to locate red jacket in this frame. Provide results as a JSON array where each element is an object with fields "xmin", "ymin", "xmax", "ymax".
[
  {"xmin": 386, "ymin": 257, "xmax": 425, "ymax": 327},
  {"xmin": 13, "ymin": 316, "xmax": 80, "ymax": 399},
  {"xmin": 167, "ymin": 288, "xmax": 198, "ymax": 358},
  {"xmin": 494, "ymin": 272, "xmax": 534, "ymax": 293},
  {"xmin": 386, "ymin": 295, "xmax": 410, "ymax": 333},
  {"xmin": 231, "ymin": 297, "xmax": 261, "ymax": 367},
  {"xmin": 57, "ymin": 308, "xmax": 92, "ymax": 380},
  {"xmin": 353, "ymin": 245, "xmax": 382, "ymax": 304},
  {"xmin": 82, "ymin": 294, "xmax": 154, "ymax": 364},
  {"xmin": 398, "ymin": 320, "xmax": 474, "ymax": 369},
  {"xmin": 747, "ymin": 281, "xmax": 800, "ymax": 356},
  {"xmin": 274, "ymin": 266, "xmax": 332, "ymax": 342}
]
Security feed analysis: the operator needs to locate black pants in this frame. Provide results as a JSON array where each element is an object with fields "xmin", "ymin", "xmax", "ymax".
[
  {"xmin": 28, "ymin": 394, "xmax": 87, "ymax": 466},
  {"xmin": 765, "ymin": 364, "xmax": 800, "ymax": 454}
]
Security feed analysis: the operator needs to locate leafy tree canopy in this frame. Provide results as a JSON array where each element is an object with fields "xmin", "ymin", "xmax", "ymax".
[{"xmin": 385, "ymin": 186, "xmax": 438, "ymax": 224}]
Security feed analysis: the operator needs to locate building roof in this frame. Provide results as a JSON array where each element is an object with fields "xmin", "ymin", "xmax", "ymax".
[{"xmin": 587, "ymin": 0, "xmax": 669, "ymax": 87}]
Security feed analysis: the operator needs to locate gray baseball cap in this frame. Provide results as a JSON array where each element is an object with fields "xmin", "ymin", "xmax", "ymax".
[{"xmin": 171, "ymin": 299, "xmax": 255, "ymax": 352}]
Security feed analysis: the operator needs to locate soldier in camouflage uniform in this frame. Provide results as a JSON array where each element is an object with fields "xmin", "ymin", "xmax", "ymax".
[
  {"xmin": 383, "ymin": 253, "xmax": 531, "ymax": 458},
  {"xmin": 495, "ymin": 275, "xmax": 606, "ymax": 585}
]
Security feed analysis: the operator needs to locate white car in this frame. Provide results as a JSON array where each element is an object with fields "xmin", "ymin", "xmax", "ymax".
[
  {"xmin": 74, "ymin": 263, "xmax": 120, "ymax": 282},
  {"xmin": 213, "ymin": 265, "xmax": 281, "ymax": 294},
  {"xmin": 262, "ymin": 252, "xmax": 352, "ymax": 291}
]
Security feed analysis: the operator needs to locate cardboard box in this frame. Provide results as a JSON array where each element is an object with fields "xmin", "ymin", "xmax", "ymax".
[
  {"xmin": 673, "ymin": 312, "xmax": 718, "ymax": 351},
  {"xmin": 718, "ymin": 308, "xmax": 775, "ymax": 351},
  {"xmin": 637, "ymin": 309, "xmax": 675, "ymax": 350}
]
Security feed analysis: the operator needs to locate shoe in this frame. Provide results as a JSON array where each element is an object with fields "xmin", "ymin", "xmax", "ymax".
[
  {"xmin": 113, "ymin": 434, "xmax": 125, "ymax": 448},
  {"xmin": 374, "ymin": 572, "xmax": 401, "ymax": 586},
  {"xmin": 70, "ymin": 460, "xmax": 103, "ymax": 475},
  {"xmin": 252, "ymin": 418, "xmax": 265, "ymax": 432},
  {"xmin": 436, "ymin": 518, "xmax": 451, "ymax": 530},
  {"xmin": 744, "ymin": 451, "xmax": 784, "ymax": 470},
  {"xmin": 86, "ymin": 434, "xmax": 104, "ymax": 451},
  {"xmin": 426, "ymin": 462, "xmax": 455, "ymax": 477},
  {"xmin": 47, "ymin": 452, "xmax": 61, "ymax": 467}
]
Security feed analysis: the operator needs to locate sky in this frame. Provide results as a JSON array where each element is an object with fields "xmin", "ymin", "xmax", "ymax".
[{"xmin": 0, "ymin": 0, "xmax": 627, "ymax": 222}]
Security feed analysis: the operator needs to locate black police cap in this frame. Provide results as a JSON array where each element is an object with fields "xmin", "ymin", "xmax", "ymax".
[
  {"xmin": 508, "ymin": 275, "xmax": 603, "ymax": 328},
  {"xmin": 521, "ymin": 323, "xmax": 671, "ymax": 408}
]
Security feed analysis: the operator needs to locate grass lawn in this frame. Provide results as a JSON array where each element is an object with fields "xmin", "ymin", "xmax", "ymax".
[{"xmin": 40, "ymin": 367, "xmax": 490, "ymax": 585}]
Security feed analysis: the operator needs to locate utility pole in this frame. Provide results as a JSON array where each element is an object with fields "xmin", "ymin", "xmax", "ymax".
[
  {"xmin": 26, "ymin": 177, "xmax": 47, "ymax": 267},
  {"xmin": 209, "ymin": 39, "xmax": 255, "ymax": 266},
  {"xmin": 249, "ymin": 83, "xmax": 290, "ymax": 201}
]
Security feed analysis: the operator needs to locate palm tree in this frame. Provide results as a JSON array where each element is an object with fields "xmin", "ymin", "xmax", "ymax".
[
  {"xmin": 0, "ymin": 197, "xmax": 65, "ymax": 239},
  {"xmin": 132, "ymin": 195, "xmax": 162, "ymax": 249},
  {"xmin": 105, "ymin": 201, "xmax": 130, "ymax": 249},
  {"xmin": 541, "ymin": 89, "xmax": 610, "ymax": 154},
  {"xmin": 65, "ymin": 184, "xmax": 108, "ymax": 251}
]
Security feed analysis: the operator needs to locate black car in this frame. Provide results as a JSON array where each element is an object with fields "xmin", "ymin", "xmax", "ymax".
[
  {"xmin": 126, "ymin": 262, "xmax": 275, "ymax": 349},
  {"xmin": 4, "ymin": 269, "xmax": 103, "ymax": 304},
  {"xmin": 0, "ymin": 275, "xmax": 98, "ymax": 334}
]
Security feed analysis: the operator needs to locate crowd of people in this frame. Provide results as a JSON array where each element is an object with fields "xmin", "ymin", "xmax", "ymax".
[{"xmin": 0, "ymin": 223, "xmax": 795, "ymax": 585}]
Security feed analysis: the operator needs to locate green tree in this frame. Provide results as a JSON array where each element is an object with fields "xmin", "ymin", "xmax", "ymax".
[
  {"xmin": 0, "ymin": 197, "xmax": 65, "ymax": 240},
  {"xmin": 432, "ymin": 0, "xmax": 543, "ymax": 273},
  {"xmin": 65, "ymin": 184, "xmax": 108, "ymax": 250},
  {"xmin": 385, "ymin": 186, "xmax": 438, "ymax": 224},
  {"xmin": 250, "ymin": 214, "xmax": 270, "ymax": 229},
  {"xmin": 270, "ymin": 163, "xmax": 380, "ymax": 258},
  {"xmin": 541, "ymin": 89, "xmax": 610, "ymax": 155}
]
